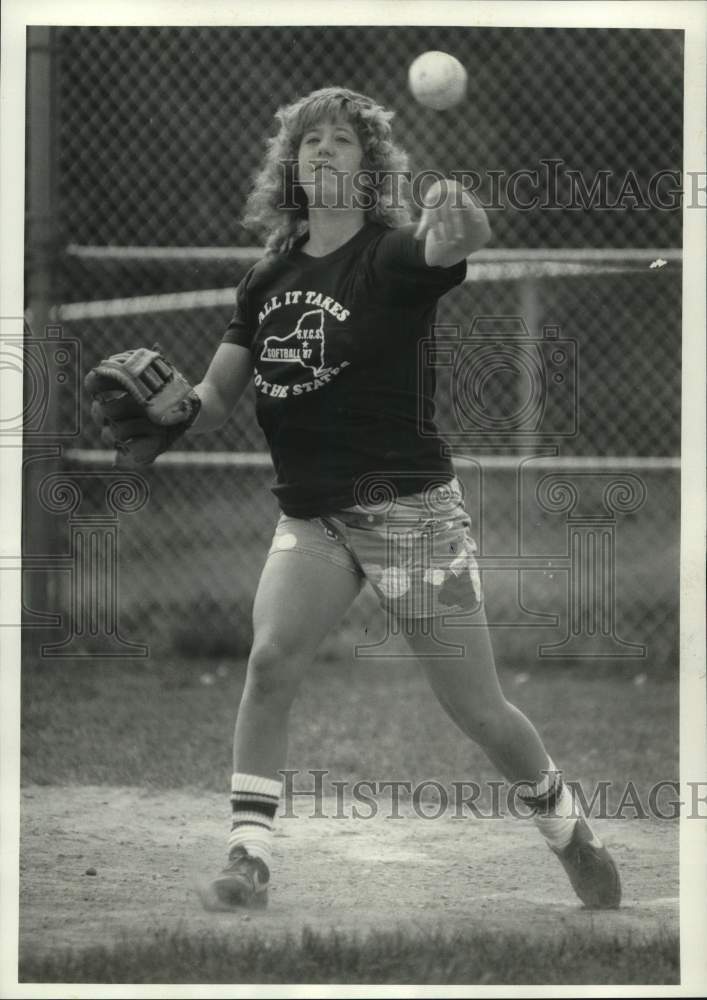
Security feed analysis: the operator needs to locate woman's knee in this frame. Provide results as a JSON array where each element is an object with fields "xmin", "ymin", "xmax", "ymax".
[{"xmin": 244, "ymin": 637, "xmax": 308, "ymax": 705}]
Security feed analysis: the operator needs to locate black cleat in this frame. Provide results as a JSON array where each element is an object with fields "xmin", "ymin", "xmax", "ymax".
[
  {"xmin": 552, "ymin": 816, "xmax": 621, "ymax": 909},
  {"xmin": 199, "ymin": 847, "xmax": 270, "ymax": 911}
]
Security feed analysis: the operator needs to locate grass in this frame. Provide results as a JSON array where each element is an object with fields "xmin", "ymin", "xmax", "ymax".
[
  {"xmin": 20, "ymin": 925, "xmax": 679, "ymax": 984},
  {"xmin": 20, "ymin": 655, "xmax": 678, "ymax": 807}
]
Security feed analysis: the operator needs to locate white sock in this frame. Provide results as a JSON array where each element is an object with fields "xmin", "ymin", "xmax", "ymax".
[
  {"xmin": 521, "ymin": 760, "xmax": 580, "ymax": 850},
  {"xmin": 228, "ymin": 772, "xmax": 282, "ymax": 869}
]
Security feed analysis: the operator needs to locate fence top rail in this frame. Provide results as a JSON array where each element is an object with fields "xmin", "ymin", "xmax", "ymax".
[
  {"xmin": 63, "ymin": 449, "xmax": 680, "ymax": 471},
  {"xmin": 66, "ymin": 245, "xmax": 683, "ymax": 264},
  {"xmin": 53, "ymin": 245, "xmax": 683, "ymax": 321}
]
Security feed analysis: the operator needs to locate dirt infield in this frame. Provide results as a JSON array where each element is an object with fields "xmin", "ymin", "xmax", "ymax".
[{"xmin": 19, "ymin": 785, "xmax": 677, "ymax": 961}]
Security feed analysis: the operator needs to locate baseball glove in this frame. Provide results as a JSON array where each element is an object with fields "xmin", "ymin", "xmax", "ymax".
[{"xmin": 84, "ymin": 344, "xmax": 201, "ymax": 467}]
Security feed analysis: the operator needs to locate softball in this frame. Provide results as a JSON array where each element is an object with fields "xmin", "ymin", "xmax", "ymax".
[{"xmin": 408, "ymin": 51, "xmax": 467, "ymax": 110}]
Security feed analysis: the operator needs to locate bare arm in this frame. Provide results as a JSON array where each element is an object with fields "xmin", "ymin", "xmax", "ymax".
[
  {"xmin": 190, "ymin": 342, "xmax": 253, "ymax": 434},
  {"xmin": 416, "ymin": 178, "xmax": 492, "ymax": 268}
]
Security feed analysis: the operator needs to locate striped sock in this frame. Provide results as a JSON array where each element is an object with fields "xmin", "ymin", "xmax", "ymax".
[
  {"xmin": 519, "ymin": 760, "xmax": 580, "ymax": 850},
  {"xmin": 227, "ymin": 772, "xmax": 282, "ymax": 869}
]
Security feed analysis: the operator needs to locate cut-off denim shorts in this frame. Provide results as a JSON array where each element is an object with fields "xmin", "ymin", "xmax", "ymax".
[{"xmin": 266, "ymin": 477, "xmax": 482, "ymax": 620}]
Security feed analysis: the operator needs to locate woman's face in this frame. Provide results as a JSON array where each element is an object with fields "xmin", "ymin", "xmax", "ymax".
[{"xmin": 296, "ymin": 116, "xmax": 364, "ymax": 210}]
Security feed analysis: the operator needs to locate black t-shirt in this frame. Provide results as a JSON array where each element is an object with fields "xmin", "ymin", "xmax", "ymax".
[{"xmin": 222, "ymin": 221, "xmax": 466, "ymax": 517}]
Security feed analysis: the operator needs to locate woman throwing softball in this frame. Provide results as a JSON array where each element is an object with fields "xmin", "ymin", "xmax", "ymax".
[{"xmin": 93, "ymin": 87, "xmax": 620, "ymax": 912}]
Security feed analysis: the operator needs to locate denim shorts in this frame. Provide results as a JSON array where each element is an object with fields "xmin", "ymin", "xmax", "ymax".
[{"xmin": 266, "ymin": 477, "xmax": 482, "ymax": 620}]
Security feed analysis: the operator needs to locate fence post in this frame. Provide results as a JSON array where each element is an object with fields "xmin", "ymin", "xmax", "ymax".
[{"xmin": 25, "ymin": 27, "xmax": 60, "ymax": 626}]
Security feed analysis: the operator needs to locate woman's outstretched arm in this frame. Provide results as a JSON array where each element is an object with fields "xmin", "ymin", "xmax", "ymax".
[
  {"xmin": 191, "ymin": 343, "xmax": 253, "ymax": 434},
  {"xmin": 416, "ymin": 178, "xmax": 492, "ymax": 268}
]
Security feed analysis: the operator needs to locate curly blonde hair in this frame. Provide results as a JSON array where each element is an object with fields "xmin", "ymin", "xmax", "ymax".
[{"xmin": 242, "ymin": 87, "xmax": 413, "ymax": 253}]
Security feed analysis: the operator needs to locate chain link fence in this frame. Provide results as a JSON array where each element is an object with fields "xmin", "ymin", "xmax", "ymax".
[
  {"xmin": 53, "ymin": 26, "xmax": 682, "ymax": 255},
  {"xmin": 24, "ymin": 26, "xmax": 683, "ymax": 670}
]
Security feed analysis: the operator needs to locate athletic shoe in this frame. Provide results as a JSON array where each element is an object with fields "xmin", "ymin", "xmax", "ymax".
[
  {"xmin": 199, "ymin": 847, "xmax": 269, "ymax": 911},
  {"xmin": 552, "ymin": 816, "xmax": 621, "ymax": 909}
]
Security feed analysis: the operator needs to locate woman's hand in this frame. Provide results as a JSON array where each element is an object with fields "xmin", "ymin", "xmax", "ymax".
[{"xmin": 415, "ymin": 178, "xmax": 491, "ymax": 267}]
